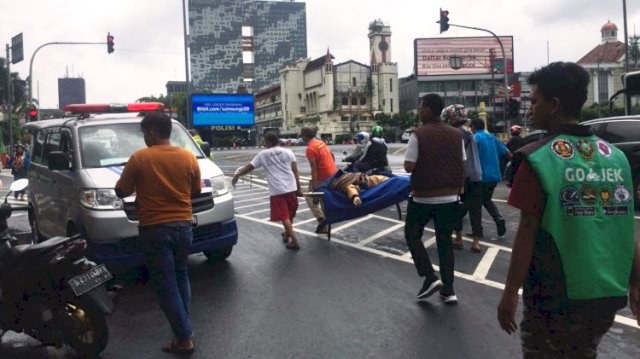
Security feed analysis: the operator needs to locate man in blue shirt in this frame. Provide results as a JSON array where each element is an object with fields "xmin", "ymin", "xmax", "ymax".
[{"xmin": 469, "ymin": 118, "xmax": 511, "ymax": 239}]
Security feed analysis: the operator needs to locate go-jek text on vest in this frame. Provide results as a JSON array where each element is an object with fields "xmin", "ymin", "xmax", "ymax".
[{"xmin": 565, "ymin": 167, "xmax": 624, "ymax": 182}]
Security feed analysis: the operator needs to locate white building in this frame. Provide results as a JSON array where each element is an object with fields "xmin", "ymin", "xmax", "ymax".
[
  {"xmin": 577, "ymin": 21, "xmax": 627, "ymax": 107},
  {"xmin": 277, "ymin": 19, "xmax": 399, "ymax": 141}
]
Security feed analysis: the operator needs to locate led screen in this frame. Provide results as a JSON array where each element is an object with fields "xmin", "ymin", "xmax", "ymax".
[{"xmin": 191, "ymin": 93, "xmax": 255, "ymax": 126}]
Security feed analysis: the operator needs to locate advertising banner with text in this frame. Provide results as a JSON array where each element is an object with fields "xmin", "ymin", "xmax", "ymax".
[
  {"xmin": 414, "ymin": 36, "xmax": 514, "ymax": 76},
  {"xmin": 192, "ymin": 93, "xmax": 255, "ymax": 126}
]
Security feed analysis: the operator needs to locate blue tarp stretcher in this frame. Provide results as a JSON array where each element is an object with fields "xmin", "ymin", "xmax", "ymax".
[{"xmin": 308, "ymin": 170, "xmax": 412, "ymax": 241}]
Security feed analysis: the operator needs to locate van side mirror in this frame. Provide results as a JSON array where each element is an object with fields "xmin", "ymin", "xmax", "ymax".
[
  {"xmin": 200, "ymin": 142, "xmax": 211, "ymax": 158},
  {"xmin": 48, "ymin": 151, "xmax": 71, "ymax": 171}
]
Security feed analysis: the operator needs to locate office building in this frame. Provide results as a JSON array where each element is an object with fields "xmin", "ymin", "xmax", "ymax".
[{"xmin": 189, "ymin": 0, "xmax": 307, "ymax": 93}]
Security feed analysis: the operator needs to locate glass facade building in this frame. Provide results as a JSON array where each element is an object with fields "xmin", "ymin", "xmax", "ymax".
[{"xmin": 189, "ymin": 0, "xmax": 307, "ymax": 93}]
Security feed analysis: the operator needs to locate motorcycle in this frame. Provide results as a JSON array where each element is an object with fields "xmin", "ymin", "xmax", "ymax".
[{"xmin": 0, "ymin": 179, "xmax": 115, "ymax": 356}]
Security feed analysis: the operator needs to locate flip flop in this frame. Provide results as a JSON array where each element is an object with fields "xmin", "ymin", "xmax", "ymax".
[
  {"xmin": 285, "ymin": 241, "xmax": 300, "ymax": 250},
  {"xmin": 162, "ymin": 339, "xmax": 195, "ymax": 355},
  {"xmin": 471, "ymin": 245, "xmax": 482, "ymax": 253},
  {"xmin": 281, "ymin": 232, "xmax": 289, "ymax": 243}
]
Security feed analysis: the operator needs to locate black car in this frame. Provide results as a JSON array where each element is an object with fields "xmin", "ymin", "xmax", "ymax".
[{"xmin": 581, "ymin": 116, "xmax": 640, "ymax": 208}]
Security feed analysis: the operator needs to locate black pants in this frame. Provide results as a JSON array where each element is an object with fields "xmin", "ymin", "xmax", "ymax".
[
  {"xmin": 520, "ymin": 307, "xmax": 616, "ymax": 358},
  {"xmin": 468, "ymin": 181, "xmax": 503, "ymax": 237},
  {"xmin": 454, "ymin": 179, "xmax": 482, "ymax": 236},
  {"xmin": 404, "ymin": 199, "xmax": 458, "ymax": 291}
]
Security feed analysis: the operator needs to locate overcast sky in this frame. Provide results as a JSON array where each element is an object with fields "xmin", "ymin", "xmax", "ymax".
[{"xmin": 1, "ymin": 0, "xmax": 639, "ymax": 109}]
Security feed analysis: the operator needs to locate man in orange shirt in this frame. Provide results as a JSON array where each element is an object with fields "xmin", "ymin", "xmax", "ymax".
[
  {"xmin": 300, "ymin": 126, "xmax": 337, "ymax": 233},
  {"xmin": 115, "ymin": 112, "xmax": 200, "ymax": 355}
]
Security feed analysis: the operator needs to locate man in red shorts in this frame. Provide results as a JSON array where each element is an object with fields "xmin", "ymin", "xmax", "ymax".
[{"xmin": 232, "ymin": 132, "xmax": 303, "ymax": 249}]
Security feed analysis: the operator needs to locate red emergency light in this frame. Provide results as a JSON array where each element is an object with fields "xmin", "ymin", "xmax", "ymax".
[{"xmin": 63, "ymin": 102, "xmax": 167, "ymax": 114}]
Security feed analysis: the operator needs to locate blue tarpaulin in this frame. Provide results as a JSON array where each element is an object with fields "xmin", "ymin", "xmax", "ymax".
[{"xmin": 318, "ymin": 171, "xmax": 411, "ymax": 225}]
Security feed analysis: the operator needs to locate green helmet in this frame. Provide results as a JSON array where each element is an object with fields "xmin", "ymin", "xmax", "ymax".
[{"xmin": 371, "ymin": 125, "xmax": 383, "ymax": 138}]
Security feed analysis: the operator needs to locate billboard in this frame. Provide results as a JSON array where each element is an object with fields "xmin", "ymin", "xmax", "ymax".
[
  {"xmin": 191, "ymin": 93, "xmax": 255, "ymax": 126},
  {"xmin": 414, "ymin": 36, "xmax": 514, "ymax": 76}
]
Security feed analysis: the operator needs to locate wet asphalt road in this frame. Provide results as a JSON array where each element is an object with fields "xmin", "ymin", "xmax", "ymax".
[{"xmin": 0, "ymin": 145, "xmax": 638, "ymax": 358}]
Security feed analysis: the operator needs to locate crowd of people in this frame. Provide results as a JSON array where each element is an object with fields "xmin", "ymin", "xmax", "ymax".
[{"xmin": 228, "ymin": 62, "xmax": 639, "ymax": 357}]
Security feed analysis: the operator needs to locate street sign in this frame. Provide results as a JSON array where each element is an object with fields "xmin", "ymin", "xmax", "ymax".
[{"xmin": 11, "ymin": 33, "xmax": 23, "ymax": 64}]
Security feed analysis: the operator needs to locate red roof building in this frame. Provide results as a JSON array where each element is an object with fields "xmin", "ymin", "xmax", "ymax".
[{"xmin": 577, "ymin": 21, "xmax": 626, "ymax": 107}]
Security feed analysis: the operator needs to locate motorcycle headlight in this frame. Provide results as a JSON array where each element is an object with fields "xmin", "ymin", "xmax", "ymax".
[
  {"xmin": 211, "ymin": 175, "xmax": 229, "ymax": 197},
  {"xmin": 81, "ymin": 189, "xmax": 123, "ymax": 210}
]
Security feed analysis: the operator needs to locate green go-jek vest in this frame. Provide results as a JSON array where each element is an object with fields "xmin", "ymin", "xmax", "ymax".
[{"xmin": 526, "ymin": 133, "xmax": 635, "ymax": 300}]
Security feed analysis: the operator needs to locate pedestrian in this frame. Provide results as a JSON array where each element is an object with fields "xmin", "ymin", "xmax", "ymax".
[
  {"xmin": 8, "ymin": 144, "xmax": 30, "ymax": 200},
  {"xmin": 299, "ymin": 126, "xmax": 338, "ymax": 234},
  {"xmin": 404, "ymin": 94, "xmax": 466, "ymax": 304},
  {"xmin": 469, "ymin": 118, "xmax": 511, "ymax": 240},
  {"xmin": 115, "ymin": 112, "xmax": 199, "ymax": 355},
  {"xmin": 231, "ymin": 132, "xmax": 303, "ymax": 249},
  {"xmin": 497, "ymin": 61, "xmax": 640, "ymax": 357},
  {"xmin": 506, "ymin": 125, "xmax": 525, "ymax": 153},
  {"xmin": 441, "ymin": 105, "xmax": 483, "ymax": 253}
]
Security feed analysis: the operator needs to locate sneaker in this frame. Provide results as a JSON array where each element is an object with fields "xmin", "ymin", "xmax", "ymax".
[
  {"xmin": 417, "ymin": 278, "xmax": 443, "ymax": 299},
  {"xmin": 496, "ymin": 218, "xmax": 506, "ymax": 237},
  {"xmin": 440, "ymin": 291, "xmax": 458, "ymax": 305}
]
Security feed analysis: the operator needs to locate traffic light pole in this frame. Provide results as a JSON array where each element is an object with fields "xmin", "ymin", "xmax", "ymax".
[
  {"xmin": 28, "ymin": 41, "xmax": 106, "ymax": 116},
  {"xmin": 445, "ymin": 23, "xmax": 510, "ymax": 131}
]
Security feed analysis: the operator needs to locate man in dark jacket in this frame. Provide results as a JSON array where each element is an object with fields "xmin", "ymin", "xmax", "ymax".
[{"xmin": 403, "ymin": 94, "xmax": 465, "ymax": 305}]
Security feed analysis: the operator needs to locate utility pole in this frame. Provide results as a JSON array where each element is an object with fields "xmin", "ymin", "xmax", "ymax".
[
  {"xmin": 5, "ymin": 44, "xmax": 13, "ymax": 148},
  {"xmin": 182, "ymin": 0, "xmax": 192, "ymax": 128}
]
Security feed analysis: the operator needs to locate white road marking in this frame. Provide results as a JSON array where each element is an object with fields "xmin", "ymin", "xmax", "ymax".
[
  {"xmin": 232, "ymin": 191, "xmax": 268, "ymax": 198},
  {"xmin": 329, "ymin": 215, "xmax": 375, "ymax": 233},
  {"xmin": 234, "ymin": 195, "xmax": 271, "ymax": 204},
  {"xmin": 472, "ymin": 247, "xmax": 500, "ymax": 280},
  {"xmin": 357, "ymin": 223, "xmax": 405, "ymax": 246},
  {"xmin": 243, "ymin": 208, "xmax": 271, "ymax": 216},
  {"xmin": 235, "ymin": 201, "xmax": 270, "ymax": 209},
  {"xmin": 234, "ymin": 212, "xmax": 639, "ymax": 330}
]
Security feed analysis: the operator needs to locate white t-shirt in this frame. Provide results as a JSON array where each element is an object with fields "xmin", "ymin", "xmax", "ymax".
[
  {"xmin": 250, "ymin": 146, "xmax": 298, "ymax": 196},
  {"xmin": 404, "ymin": 132, "xmax": 466, "ymax": 204}
]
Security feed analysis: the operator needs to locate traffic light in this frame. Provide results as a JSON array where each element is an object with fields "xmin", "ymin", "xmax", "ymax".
[
  {"xmin": 28, "ymin": 107, "xmax": 38, "ymax": 122},
  {"xmin": 107, "ymin": 33, "xmax": 114, "ymax": 54},
  {"xmin": 439, "ymin": 9, "xmax": 450, "ymax": 33}
]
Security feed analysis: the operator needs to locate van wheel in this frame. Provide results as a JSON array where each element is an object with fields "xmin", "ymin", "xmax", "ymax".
[
  {"xmin": 203, "ymin": 247, "xmax": 233, "ymax": 263},
  {"xmin": 28, "ymin": 209, "xmax": 46, "ymax": 243}
]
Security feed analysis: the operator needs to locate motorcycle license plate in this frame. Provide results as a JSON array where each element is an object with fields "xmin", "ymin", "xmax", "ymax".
[{"xmin": 68, "ymin": 264, "xmax": 113, "ymax": 296}]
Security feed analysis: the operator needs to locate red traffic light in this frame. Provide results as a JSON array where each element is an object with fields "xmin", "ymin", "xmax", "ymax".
[
  {"xmin": 29, "ymin": 109, "xmax": 38, "ymax": 117},
  {"xmin": 107, "ymin": 33, "xmax": 114, "ymax": 54}
]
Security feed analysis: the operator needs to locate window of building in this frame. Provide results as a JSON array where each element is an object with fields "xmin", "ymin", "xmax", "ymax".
[
  {"xmin": 360, "ymin": 97, "xmax": 367, "ymax": 105},
  {"xmin": 352, "ymin": 77, "xmax": 357, "ymax": 87},
  {"xmin": 342, "ymin": 97, "xmax": 348, "ymax": 105},
  {"xmin": 351, "ymin": 97, "xmax": 357, "ymax": 106},
  {"xmin": 598, "ymin": 71, "xmax": 608, "ymax": 105},
  {"xmin": 390, "ymin": 98, "xmax": 393, "ymax": 112},
  {"xmin": 390, "ymin": 78, "xmax": 393, "ymax": 92}
]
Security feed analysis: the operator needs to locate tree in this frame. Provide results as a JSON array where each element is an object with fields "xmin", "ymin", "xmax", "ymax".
[
  {"xmin": 374, "ymin": 111, "xmax": 418, "ymax": 142},
  {"xmin": 630, "ymin": 35, "xmax": 640, "ymax": 70},
  {"xmin": 1, "ymin": 58, "xmax": 29, "ymax": 145},
  {"xmin": 137, "ymin": 93, "xmax": 188, "ymax": 126}
]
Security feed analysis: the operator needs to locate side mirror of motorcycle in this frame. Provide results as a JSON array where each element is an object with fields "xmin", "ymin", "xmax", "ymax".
[
  {"xmin": 5, "ymin": 179, "xmax": 29, "ymax": 203},
  {"xmin": 342, "ymin": 151, "xmax": 347, "ymax": 155}
]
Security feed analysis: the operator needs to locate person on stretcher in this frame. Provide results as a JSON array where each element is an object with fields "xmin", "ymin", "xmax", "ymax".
[{"xmin": 328, "ymin": 172, "xmax": 388, "ymax": 207}]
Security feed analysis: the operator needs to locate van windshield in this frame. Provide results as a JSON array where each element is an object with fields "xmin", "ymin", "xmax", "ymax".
[{"xmin": 79, "ymin": 122, "xmax": 203, "ymax": 168}]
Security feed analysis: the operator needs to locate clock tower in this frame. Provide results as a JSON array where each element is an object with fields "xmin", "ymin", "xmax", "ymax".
[
  {"xmin": 368, "ymin": 19, "xmax": 392, "ymax": 65},
  {"xmin": 368, "ymin": 19, "xmax": 398, "ymax": 115}
]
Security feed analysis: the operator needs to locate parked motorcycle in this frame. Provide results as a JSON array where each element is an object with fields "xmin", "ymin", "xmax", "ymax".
[{"xmin": 0, "ymin": 179, "xmax": 115, "ymax": 356}]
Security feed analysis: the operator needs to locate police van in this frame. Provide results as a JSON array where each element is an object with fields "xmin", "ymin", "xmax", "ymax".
[{"xmin": 23, "ymin": 103, "xmax": 238, "ymax": 271}]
